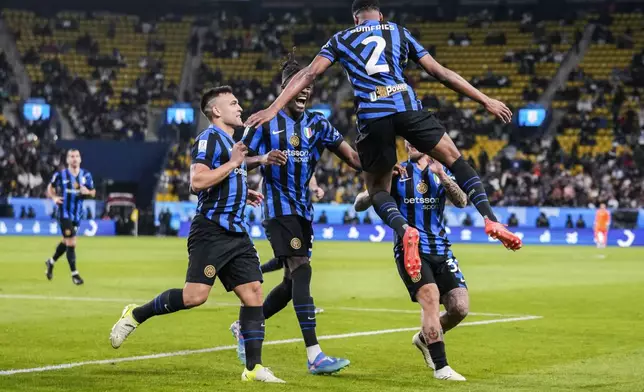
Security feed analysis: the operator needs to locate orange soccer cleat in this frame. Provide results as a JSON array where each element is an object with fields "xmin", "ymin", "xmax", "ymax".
[
  {"xmin": 402, "ymin": 227, "xmax": 422, "ymax": 280},
  {"xmin": 484, "ymin": 218, "xmax": 522, "ymax": 251}
]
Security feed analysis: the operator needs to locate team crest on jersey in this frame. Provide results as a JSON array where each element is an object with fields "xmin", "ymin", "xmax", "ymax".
[
  {"xmin": 290, "ymin": 237, "xmax": 302, "ymax": 250},
  {"xmin": 289, "ymin": 135, "xmax": 300, "ymax": 147},
  {"xmin": 411, "ymin": 272, "xmax": 422, "ymax": 283},
  {"xmin": 303, "ymin": 127, "xmax": 314, "ymax": 138},
  {"xmin": 204, "ymin": 265, "xmax": 216, "ymax": 278},
  {"xmin": 74, "ymin": 182, "xmax": 80, "ymax": 190},
  {"xmin": 416, "ymin": 181, "xmax": 429, "ymax": 194},
  {"xmin": 64, "ymin": 229, "xmax": 71, "ymax": 236}
]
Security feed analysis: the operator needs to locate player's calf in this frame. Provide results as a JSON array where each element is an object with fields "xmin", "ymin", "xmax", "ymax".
[
  {"xmin": 415, "ymin": 284, "xmax": 464, "ymax": 380},
  {"xmin": 440, "ymin": 287, "xmax": 469, "ymax": 333}
]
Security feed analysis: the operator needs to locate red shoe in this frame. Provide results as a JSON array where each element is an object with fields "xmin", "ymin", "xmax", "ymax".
[
  {"xmin": 402, "ymin": 227, "xmax": 421, "ymax": 280},
  {"xmin": 484, "ymin": 218, "xmax": 522, "ymax": 251}
]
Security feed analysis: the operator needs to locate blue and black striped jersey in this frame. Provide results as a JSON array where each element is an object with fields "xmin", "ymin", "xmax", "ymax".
[
  {"xmin": 50, "ymin": 168, "xmax": 95, "ymax": 222},
  {"xmin": 243, "ymin": 109, "xmax": 343, "ymax": 221},
  {"xmin": 392, "ymin": 161, "xmax": 453, "ymax": 256},
  {"xmin": 192, "ymin": 125, "xmax": 249, "ymax": 233},
  {"xmin": 318, "ymin": 20, "xmax": 428, "ymax": 130}
]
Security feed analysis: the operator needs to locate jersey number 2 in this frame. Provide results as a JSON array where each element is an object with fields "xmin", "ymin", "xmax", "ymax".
[{"xmin": 362, "ymin": 36, "xmax": 390, "ymax": 75}]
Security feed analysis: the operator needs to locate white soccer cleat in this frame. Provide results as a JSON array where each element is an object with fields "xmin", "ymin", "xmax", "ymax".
[
  {"xmin": 434, "ymin": 366, "xmax": 466, "ymax": 381},
  {"xmin": 110, "ymin": 304, "xmax": 139, "ymax": 349},
  {"xmin": 412, "ymin": 332, "xmax": 435, "ymax": 369},
  {"xmin": 241, "ymin": 365, "xmax": 286, "ymax": 383}
]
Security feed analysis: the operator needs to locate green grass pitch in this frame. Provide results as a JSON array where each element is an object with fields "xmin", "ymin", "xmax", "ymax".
[{"xmin": 1, "ymin": 237, "xmax": 643, "ymax": 391}]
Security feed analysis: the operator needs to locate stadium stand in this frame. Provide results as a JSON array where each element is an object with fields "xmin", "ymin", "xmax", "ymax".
[
  {"xmin": 2, "ymin": 9, "xmax": 191, "ymax": 139},
  {"xmin": 1, "ymin": 6, "xmax": 643, "ymax": 209}
]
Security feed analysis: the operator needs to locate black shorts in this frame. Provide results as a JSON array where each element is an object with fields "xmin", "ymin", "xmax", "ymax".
[
  {"xmin": 394, "ymin": 252, "xmax": 467, "ymax": 302},
  {"xmin": 357, "ymin": 111, "xmax": 446, "ymax": 173},
  {"xmin": 263, "ymin": 215, "xmax": 313, "ymax": 258},
  {"xmin": 186, "ymin": 214, "xmax": 262, "ymax": 291},
  {"xmin": 59, "ymin": 219, "xmax": 79, "ymax": 238}
]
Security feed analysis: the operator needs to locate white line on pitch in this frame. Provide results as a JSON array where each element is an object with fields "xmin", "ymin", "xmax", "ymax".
[
  {"xmin": 0, "ymin": 294, "xmax": 504, "ymax": 317},
  {"xmin": 0, "ymin": 315, "xmax": 542, "ymax": 376}
]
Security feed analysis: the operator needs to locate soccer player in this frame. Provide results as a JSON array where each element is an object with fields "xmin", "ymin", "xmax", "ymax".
[
  {"xmin": 353, "ymin": 142, "xmax": 470, "ymax": 381},
  {"xmin": 109, "ymin": 86, "xmax": 284, "ymax": 383},
  {"xmin": 230, "ymin": 54, "xmax": 360, "ymax": 375},
  {"xmin": 594, "ymin": 203, "xmax": 610, "ymax": 249},
  {"xmin": 45, "ymin": 149, "xmax": 95, "ymax": 285},
  {"xmin": 245, "ymin": 0, "xmax": 522, "ymax": 282}
]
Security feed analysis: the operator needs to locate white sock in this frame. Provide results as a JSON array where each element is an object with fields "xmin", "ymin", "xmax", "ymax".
[
  {"xmin": 306, "ymin": 344, "xmax": 322, "ymax": 363},
  {"xmin": 71, "ymin": 270, "xmax": 79, "ymax": 276},
  {"xmin": 48, "ymin": 258, "xmax": 55, "ymax": 264}
]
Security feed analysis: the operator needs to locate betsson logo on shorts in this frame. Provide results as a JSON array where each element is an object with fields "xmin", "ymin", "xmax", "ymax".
[
  {"xmin": 281, "ymin": 149, "xmax": 309, "ymax": 163},
  {"xmin": 403, "ymin": 197, "xmax": 440, "ymax": 209}
]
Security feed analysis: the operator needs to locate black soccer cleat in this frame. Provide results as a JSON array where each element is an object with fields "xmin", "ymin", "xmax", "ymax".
[
  {"xmin": 45, "ymin": 259, "xmax": 54, "ymax": 281},
  {"xmin": 72, "ymin": 274, "xmax": 84, "ymax": 285}
]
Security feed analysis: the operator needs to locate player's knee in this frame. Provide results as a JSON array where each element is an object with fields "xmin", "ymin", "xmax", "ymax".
[
  {"xmin": 238, "ymin": 281, "xmax": 263, "ymax": 306},
  {"xmin": 182, "ymin": 287, "xmax": 209, "ymax": 307},
  {"xmin": 416, "ymin": 284, "xmax": 440, "ymax": 307},
  {"xmin": 286, "ymin": 257, "xmax": 310, "ymax": 274},
  {"xmin": 450, "ymin": 302, "xmax": 469, "ymax": 321}
]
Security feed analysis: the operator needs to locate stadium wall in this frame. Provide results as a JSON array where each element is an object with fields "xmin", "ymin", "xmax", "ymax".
[{"xmin": 155, "ymin": 201, "xmax": 644, "ymax": 229}]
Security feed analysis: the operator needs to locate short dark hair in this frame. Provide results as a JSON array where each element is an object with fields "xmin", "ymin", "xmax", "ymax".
[
  {"xmin": 66, "ymin": 149, "xmax": 80, "ymax": 156},
  {"xmin": 281, "ymin": 47, "xmax": 302, "ymax": 86},
  {"xmin": 352, "ymin": 0, "xmax": 380, "ymax": 15},
  {"xmin": 200, "ymin": 86, "xmax": 233, "ymax": 120}
]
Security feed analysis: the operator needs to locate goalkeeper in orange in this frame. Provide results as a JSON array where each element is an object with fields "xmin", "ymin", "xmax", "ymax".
[{"xmin": 594, "ymin": 203, "xmax": 611, "ymax": 249}]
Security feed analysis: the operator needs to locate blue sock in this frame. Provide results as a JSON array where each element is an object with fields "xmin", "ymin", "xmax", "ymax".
[
  {"xmin": 448, "ymin": 157, "xmax": 497, "ymax": 222},
  {"xmin": 292, "ymin": 264, "xmax": 318, "ymax": 347},
  {"xmin": 240, "ymin": 306, "xmax": 265, "ymax": 370},
  {"xmin": 260, "ymin": 257, "xmax": 284, "ymax": 274},
  {"xmin": 371, "ymin": 191, "xmax": 408, "ymax": 237},
  {"xmin": 132, "ymin": 288, "xmax": 186, "ymax": 323}
]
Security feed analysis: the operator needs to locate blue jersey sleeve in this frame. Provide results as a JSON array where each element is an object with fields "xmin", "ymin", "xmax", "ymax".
[
  {"xmin": 404, "ymin": 28, "xmax": 428, "ymax": 63},
  {"xmin": 84, "ymin": 172, "xmax": 95, "ymax": 190},
  {"xmin": 49, "ymin": 171, "xmax": 60, "ymax": 186},
  {"xmin": 242, "ymin": 125, "xmax": 266, "ymax": 155},
  {"xmin": 317, "ymin": 35, "xmax": 339, "ymax": 64},
  {"xmin": 191, "ymin": 131, "xmax": 216, "ymax": 168},
  {"xmin": 319, "ymin": 117, "xmax": 343, "ymax": 149}
]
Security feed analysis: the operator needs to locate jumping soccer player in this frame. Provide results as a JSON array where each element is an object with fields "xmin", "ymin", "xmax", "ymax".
[
  {"xmin": 354, "ymin": 142, "xmax": 469, "ymax": 381},
  {"xmin": 109, "ymin": 86, "xmax": 284, "ymax": 383},
  {"xmin": 245, "ymin": 0, "xmax": 522, "ymax": 282},
  {"xmin": 45, "ymin": 149, "xmax": 95, "ymax": 285},
  {"xmin": 594, "ymin": 203, "xmax": 611, "ymax": 249},
  {"xmin": 230, "ymin": 53, "xmax": 360, "ymax": 375}
]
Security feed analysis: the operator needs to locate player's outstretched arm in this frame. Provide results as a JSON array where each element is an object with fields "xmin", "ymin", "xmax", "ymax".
[
  {"xmin": 417, "ymin": 55, "xmax": 512, "ymax": 123},
  {"xmin": 245, "ymin": 56, "xmax": 333, "ymax": 129}
]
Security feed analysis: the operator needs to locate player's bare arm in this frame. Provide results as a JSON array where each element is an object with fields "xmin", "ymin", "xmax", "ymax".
[
  {"xmin": 428, "ymin": 159, "xmax": 467, "ymax": 208},
  {"xmin": 190, "ymin": 142, "xmax": 247, "ymax": 192},
  {"xmin": 309, "ymin": 176, "xmax": 325, "ymax": 200},
  {"xmin": 330, "ymin": 141, "xmax": 362, "ymax": 171},
  {"xmin": 245, "ymin": 56, "xmax": 333, "ymax": 129},
  {"xmin": 47, "ymin": 183, "xmax": 63, "ymax": 205},
  {"xmin": 417, "ymin": 55, "xmax": 512, "ymax": 123},
  {"xmin": 245, "ymin": 150, "xmax": 288, "ymax": 171}
]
